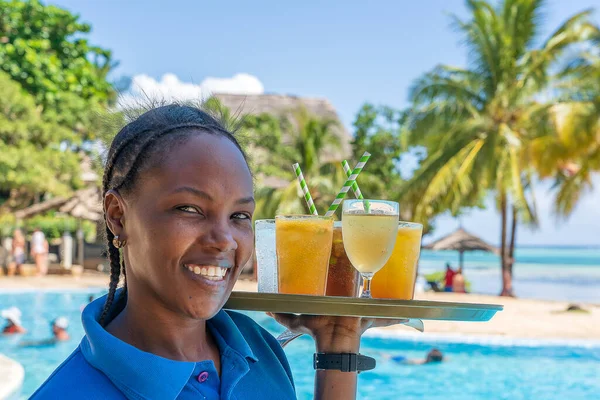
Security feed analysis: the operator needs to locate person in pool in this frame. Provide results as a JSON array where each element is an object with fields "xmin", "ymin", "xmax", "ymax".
[
  {"xmin": 389, "ymin": 348, "xmax": 445, "ymax": 365},
  {"xmin": 51, "ymin": 317, "xmax": 70, "ymax": 341},
  {"xmin": 20, "ymin": 317, "xmax": 70, "ymax": 347},
  {"xmin": 1, "ymin": 307, "xmax": 26, "ymax": 334},
  {"xmin": 31, "ymin": 103, "xmax": 402, "ymax": 400}
]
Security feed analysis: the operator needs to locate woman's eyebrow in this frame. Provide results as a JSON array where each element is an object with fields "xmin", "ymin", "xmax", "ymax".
[
  {"xmin": 170, "ymin": 187, "xmax": 254, "ymax": 205},
  {"xmin": 236, "ymin": 196, "xmax": 255, "ymax": 205},
  {"xmin": 170, "ymin": 186, "xmax": 213, "ymax": 201}
]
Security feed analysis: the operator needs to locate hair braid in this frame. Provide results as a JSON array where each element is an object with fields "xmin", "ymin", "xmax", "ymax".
[{"xmin": 99, "ymin": 229, "xmax": 123, "ymax": 326}]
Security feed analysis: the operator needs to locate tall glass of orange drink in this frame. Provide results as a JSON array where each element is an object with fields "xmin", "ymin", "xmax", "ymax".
[
  {"xmin": 371, "ymin": 221, "xmax": 423, "ymax": 299},
  {"xmin": 275, "ymin": 215, "xmax": 333, "ymax": 295}
]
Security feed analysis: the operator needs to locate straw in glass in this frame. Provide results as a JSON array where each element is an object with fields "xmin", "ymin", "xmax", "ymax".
[
  {"xmin": 342, "ymin": 160, "xmax": 364, "ymax": 199},
  {"xmin": 292, "ymin": 163, "xmax": 318, "ymax": 215},
  {"xmin": 324, "ymin": 152, "xmax": 371, "ymax": 217},
  {"xmin": 342, "ymin": 159, "xmax": 370, "ymax": 213}
]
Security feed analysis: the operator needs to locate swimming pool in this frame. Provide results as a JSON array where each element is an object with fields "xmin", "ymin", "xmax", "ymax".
[{"xmin": 1, "ymin": 291, "xmax": 599, "ymax": 399}]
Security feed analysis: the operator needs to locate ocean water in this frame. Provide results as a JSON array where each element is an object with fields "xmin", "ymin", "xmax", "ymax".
[
  {"xmin": 418, "ymin": 246, "xmax": 600, "ymax": 303},
  {"xmin": 1, "ymin": 291, "xmax": 600, "ymax": 400}
]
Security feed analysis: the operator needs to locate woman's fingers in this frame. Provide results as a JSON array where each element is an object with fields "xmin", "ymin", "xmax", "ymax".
[
  {"xmin": 370, "ymin": 318, "xmax": 409, "ymax": 328},
  {"xmin": 268, "ymin": 313, "xmax": 417, "ymax": 337},
  {"xmin": 269, "ymin": 312, "xmax": 306, "ymax": 333}
]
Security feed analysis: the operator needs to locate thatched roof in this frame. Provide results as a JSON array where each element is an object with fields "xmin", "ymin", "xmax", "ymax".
[
  {"xmin": 424, "ymin": 228, "xmax": 497, "ymax": 253},
  {"xmin": 14, "ymin": 187, "xmax": 103, "ymax": 222},
  {"xmin": 213, "ymin": 93, "xmax": 352, "ymax": 159}
]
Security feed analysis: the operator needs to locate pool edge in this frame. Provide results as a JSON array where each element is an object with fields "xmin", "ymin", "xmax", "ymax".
[{"xmin": 0, "ymin": 354, "xmax": 25, "ymax": 400}]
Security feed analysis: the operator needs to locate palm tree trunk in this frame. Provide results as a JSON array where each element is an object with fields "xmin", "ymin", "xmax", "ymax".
[
  {"xmin": 499, "ymin": 192, "xmax": 512, "ymax": 296},
  {"xmin": 504, "ymin": 205, "xmax": 518, "ymax": 297}
]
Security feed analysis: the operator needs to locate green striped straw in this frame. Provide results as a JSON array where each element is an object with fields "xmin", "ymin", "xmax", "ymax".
[
  {"xmin": 342, "ymin": 160, "xmax": 363, "ymax": 199},
  {"xmin": 342, "ymin": 159, "xmax": 371, "ymax": 213},
  {"xmin": 325, "ymin": 151, "xmax": 371, "ymax": 217},
  {"xmin": 292, "ymin": 163, "xmax": 318, "ymax": 215}
]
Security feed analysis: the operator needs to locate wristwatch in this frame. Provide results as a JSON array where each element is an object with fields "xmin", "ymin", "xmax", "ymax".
[{"xmin": 313, "ymin": 353, "xmax": 376, "ymax": 373}]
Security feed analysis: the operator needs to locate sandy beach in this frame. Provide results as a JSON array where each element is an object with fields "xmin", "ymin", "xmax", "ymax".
[{"xmin": 1, "ymin": 273, "xmax": 598, "ymax": 341}]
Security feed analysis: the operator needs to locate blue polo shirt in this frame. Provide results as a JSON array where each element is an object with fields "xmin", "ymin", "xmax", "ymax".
[{"xmin": 31, "ymin": 294, "xmax": 296, "ymax": 399}]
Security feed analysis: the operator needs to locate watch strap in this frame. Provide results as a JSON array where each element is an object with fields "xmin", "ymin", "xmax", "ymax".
[{"xmin": 313, "ymin": 353, "xmax": 376, "ymax": 373}]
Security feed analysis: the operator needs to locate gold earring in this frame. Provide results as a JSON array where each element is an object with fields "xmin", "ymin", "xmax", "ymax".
[{"xmin": 112, "ymin": 235, "xmax": 127, "ymax": 248}]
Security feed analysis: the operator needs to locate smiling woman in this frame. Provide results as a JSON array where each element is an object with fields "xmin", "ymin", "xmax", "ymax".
[{"xmin": 29, "ymin": 103, "xmax": 398, "ymax": 400}]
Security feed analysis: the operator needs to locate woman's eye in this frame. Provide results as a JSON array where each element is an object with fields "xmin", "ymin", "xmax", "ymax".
[
  {"xmin": 177, "ymin": 205, "xmax": 200, "ymax": 214},
  {"xmin": 232, "ymin": 213, "xmax": 251, "ymax": 220}
]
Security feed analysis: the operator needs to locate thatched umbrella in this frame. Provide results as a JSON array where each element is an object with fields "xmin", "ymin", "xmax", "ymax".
[{"xmin": 424, "ymin": 227, "xmax": 497, "ymax": 269}]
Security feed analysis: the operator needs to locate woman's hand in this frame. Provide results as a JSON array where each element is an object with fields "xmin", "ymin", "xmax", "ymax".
[{"xmin": 268, "ymin": 313, "xmax": 407, "ymax": 352}]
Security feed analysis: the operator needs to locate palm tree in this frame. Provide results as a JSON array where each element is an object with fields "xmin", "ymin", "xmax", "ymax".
[
  {"xmin": 404, "ymin": 0, "xmax": 598, "ymax": 296},
  {"xmin": 251, "ymin": 107, "xmax": 344, "ymax": 219},
  {"xmin": 532, "ymin": 50, "xmax": 600, "ymax": 216}
]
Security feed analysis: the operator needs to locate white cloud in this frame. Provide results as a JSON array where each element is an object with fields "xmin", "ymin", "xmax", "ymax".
[{"xmin": 117, "ymin": 73, "xmax": 264, "ymax": 108}]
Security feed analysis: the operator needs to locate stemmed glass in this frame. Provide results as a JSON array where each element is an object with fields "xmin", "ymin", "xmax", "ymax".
[{"xmin": 342, "ymin": 199, "xmax": 399, "ymax": 299}]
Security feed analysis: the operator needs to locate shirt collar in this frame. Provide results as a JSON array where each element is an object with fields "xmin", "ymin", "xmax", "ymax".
[{"xmin": 80, "ymin": 291, "xmax": 257, "ymax": 400}]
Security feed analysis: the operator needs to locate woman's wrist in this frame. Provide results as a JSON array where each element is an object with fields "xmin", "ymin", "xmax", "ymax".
[{"xmin": 314, "ymin": 329, "xmax": 361, "ymax": 353}]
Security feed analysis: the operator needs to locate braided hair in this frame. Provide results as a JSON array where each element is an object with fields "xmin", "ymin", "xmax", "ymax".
[{"xmin": 99, "ymin": 103, "xmax": 248, "ymax": 326}]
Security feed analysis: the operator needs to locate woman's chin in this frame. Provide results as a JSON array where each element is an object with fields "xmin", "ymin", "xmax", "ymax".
[{"xmin": 181, "ymin": 296, "xmax": 229, "ymax": 320}]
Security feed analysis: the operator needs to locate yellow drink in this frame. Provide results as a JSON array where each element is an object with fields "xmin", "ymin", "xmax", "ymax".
[
  {"xmin": 275, "ymin": 215, "xmax": 333, "ymax": 295},
  {"xmin": 342, "ymin": 214, "xmax": 398, "ymax": 275},
  {"xmin": 371, "ymin": 223, "xmax": 423, "ymax": 299}
]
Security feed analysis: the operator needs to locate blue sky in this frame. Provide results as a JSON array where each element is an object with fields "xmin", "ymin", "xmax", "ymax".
[{"xmin": 50, "ymin": 0, "xmax": 600, "ymax": 245}]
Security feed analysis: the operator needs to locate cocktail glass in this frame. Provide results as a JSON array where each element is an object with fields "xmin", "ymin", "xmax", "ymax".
[{"xmin": 342, "ymin": 200, "xmax": 399, "ymax": 299}]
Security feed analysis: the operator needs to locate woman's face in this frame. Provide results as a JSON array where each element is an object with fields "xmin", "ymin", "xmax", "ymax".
[{"xmin": 109, "ymin": 132, "xmax": 255, "ymax": 320}]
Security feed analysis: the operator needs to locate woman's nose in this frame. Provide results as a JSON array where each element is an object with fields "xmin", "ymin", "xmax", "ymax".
[{"xmin": 204, "ymin": 222, "xmax": 237, "ymax": 253}]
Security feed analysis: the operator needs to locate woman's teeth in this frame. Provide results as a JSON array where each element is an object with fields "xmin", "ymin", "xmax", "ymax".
[{"xmin": 185, "ymin": 265, "xmax": 228, "ymax": 280}]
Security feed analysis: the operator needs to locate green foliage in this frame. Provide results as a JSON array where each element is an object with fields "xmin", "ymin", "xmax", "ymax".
[
  {"xmin": 0, "ymin": 0, "xmax": 116, "ymax": 125},
  {"xmin": 0, "ymin": 71, "xmax": 82, "ymax": 208},
  {"xmin": 22, "ymin": 213, "xmax": 95, "ymax": 241},
  {"xmin": 0, "ymin": 0, "xmax": 119, "ymax": 209},
  {"xmin": 0, "ymin": 213, "xmax": 15, "ymax": 238},
  {"xmin": 0, "ymin": 211, "xmax": 95, "ymax": 242},
  {"xmin": 240, "ymin": 106, "xmax": 344, "ymax": 218},
  {"xmin": 533, "ymin": 50, "xmax": 600, "ymax": 218},
  {"xmin": 351, "ymin": 104, "xmax": 404, "ymax": 199}
]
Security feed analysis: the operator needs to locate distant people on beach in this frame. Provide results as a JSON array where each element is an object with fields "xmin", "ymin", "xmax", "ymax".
[
  {"xmin": 452, "ymin": 267, "xmax": 467, "ymax": 293},
  {"xmin": 31, "ymin": 228, "xmax": 49, "ymax": 276},
  {"xmin": 7, "ymin": 229, "xmax": 26, "ymax": 276},
  {"xmin": 444, "ymin": 263, "xmax": 456, "ymax": 292},
  {"xmin": 1, "ymin": 307, "xmax": 26, "ymax": 334}
]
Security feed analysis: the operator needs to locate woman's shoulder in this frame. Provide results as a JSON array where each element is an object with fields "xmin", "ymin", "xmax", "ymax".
[
  {"xmin": 31, "ymin": 346, "xmax": 124, "ymax": 399},
  {"xmin": 221, "ymin": 310, "xmax": 295, "ymax": 391},
  {"xmin": 223, "ymin": 310, "xmax": 280, "ymax": 348},
  {"xmin": 220, "ymin": 310, "xmax": 288, "ymax": 363}
]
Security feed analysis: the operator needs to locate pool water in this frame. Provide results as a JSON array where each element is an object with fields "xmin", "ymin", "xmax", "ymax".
[{"xmin": 2, "ymin": 291, "xmax": 600, "ymax": 399}]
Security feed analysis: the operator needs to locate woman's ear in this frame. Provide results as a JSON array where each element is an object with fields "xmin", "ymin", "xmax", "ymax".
[{"xmin": 104, "ymin": 190, "xmax": 127, "ymax": 238}]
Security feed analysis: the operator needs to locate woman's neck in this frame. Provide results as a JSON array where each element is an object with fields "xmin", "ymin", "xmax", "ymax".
[{"xmin": 105, "ymin": 290, "xmax": 218, "ymax": 364}]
